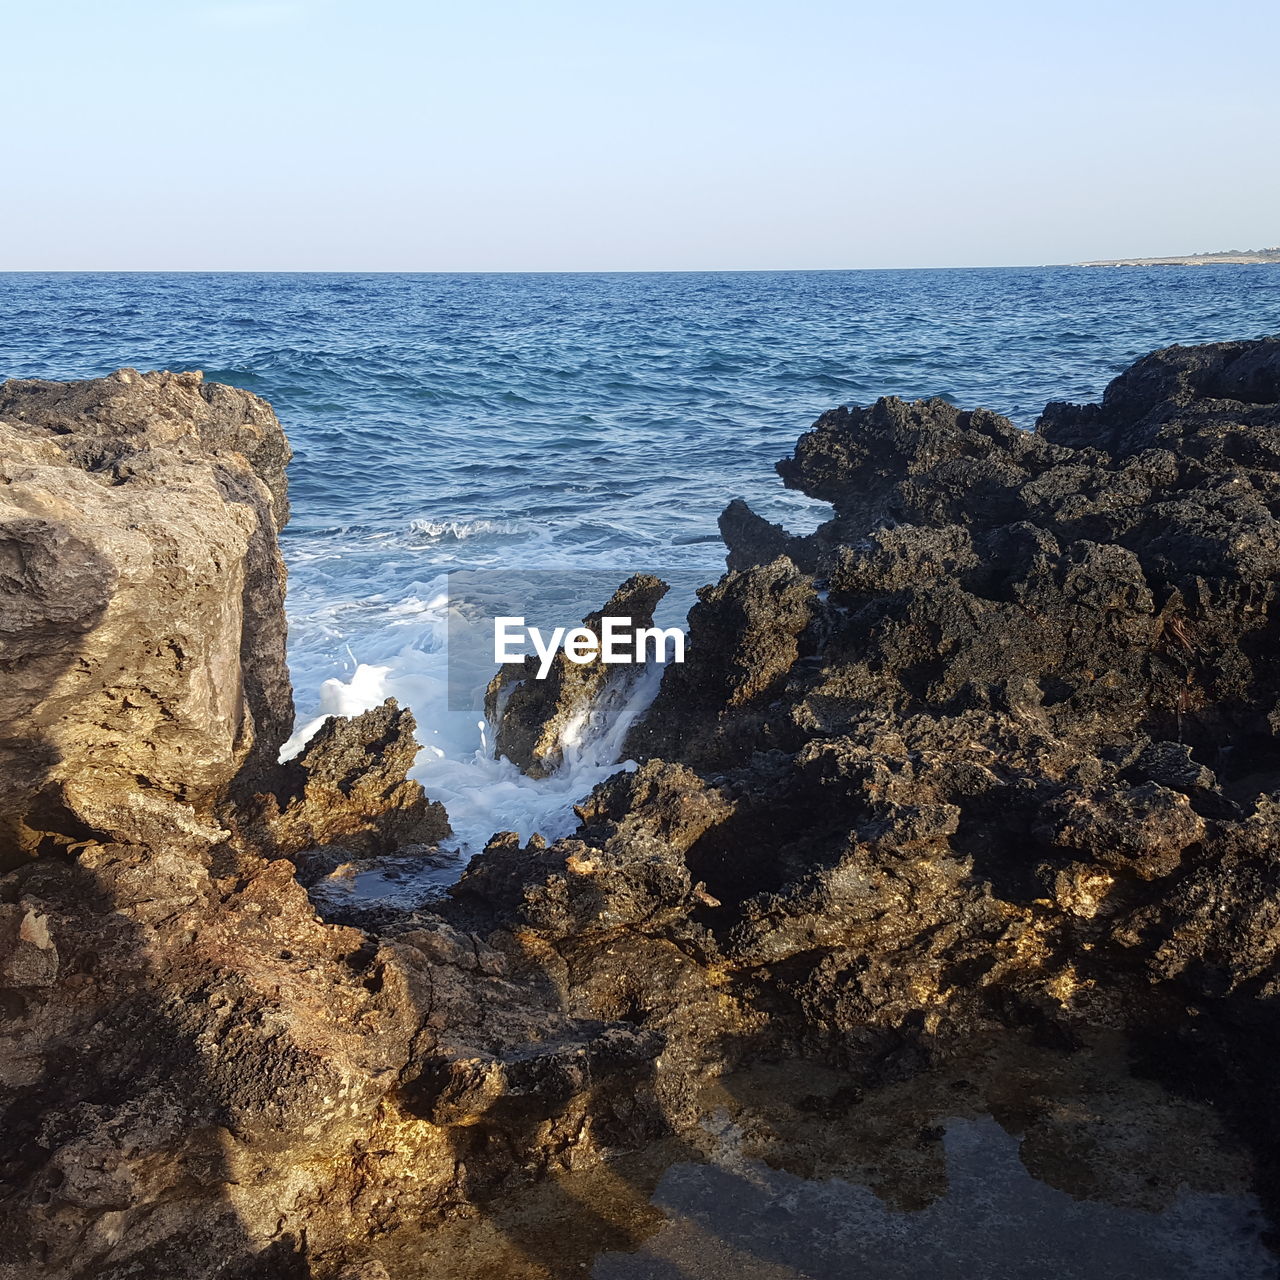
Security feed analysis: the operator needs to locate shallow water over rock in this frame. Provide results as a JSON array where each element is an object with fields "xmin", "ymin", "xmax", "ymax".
[{"xmin": 383, "ymin": 1035, "xmax": 1273, "ymax": 1280}]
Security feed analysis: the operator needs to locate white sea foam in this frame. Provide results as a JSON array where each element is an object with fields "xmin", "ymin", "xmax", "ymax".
[
  {"xmin": 283, "ymin": 583, "xmax": 666, "ymax": 872},
  {"xmin": 408, "ymin": 517, "xmax": 517, "ymax": 541}
]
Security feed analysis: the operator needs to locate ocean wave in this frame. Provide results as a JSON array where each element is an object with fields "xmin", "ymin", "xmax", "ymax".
[{"xmin": 408, "ymin": 517, "xmax": 520, "ymax": 541}]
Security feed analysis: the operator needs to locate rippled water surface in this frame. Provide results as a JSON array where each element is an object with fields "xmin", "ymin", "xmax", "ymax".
[{"xmin": 4, "ymin": 268, "xmax": 1280, "ymax": 850}]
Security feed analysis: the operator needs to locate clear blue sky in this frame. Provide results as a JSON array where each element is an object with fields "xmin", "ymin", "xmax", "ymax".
[{"xmin": 4, "ymin": 0, "xmax": 1277, "ymax": 270}]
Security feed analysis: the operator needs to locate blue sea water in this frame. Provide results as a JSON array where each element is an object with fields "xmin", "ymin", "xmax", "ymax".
[{"xmin": 4, "ymin": 267, "xmax": 1280, "ymax": 861}]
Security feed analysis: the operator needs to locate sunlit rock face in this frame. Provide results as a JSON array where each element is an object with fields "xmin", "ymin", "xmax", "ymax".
[
  {"xmin": 0, "ymin": 372, "xmax": 482, "ymax": 1278},
  {"xmin": 4, "ymin": 339, "xmax": 1280, "ymax": 1279},
  {"xmin": 0, "ymin": 368, "xmax": 294, "ymax": 860}
]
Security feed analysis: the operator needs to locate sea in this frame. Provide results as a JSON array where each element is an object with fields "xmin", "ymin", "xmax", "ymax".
[{"xmin": 4, "ymin": 266, "xmax": 1280, "ymax": 880}]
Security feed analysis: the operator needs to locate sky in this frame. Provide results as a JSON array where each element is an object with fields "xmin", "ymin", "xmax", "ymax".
[{"xmin": 3, "ymin": 0, "xmax": 1278, "ymax": 271}]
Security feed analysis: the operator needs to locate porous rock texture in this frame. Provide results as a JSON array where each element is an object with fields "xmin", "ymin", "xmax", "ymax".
[
  {"xmin": 0, "ymin": 368, "xmax": 293, "ymax": 859},
  {"xmin": 5, "ymin": 340, "xmax": 1280, "ymax": 1277},
  {"xmin": 241, "ymin": 700, "xmax": 452, "ymax": 862}
]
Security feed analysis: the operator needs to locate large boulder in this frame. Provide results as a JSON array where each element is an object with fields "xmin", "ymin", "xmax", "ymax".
[{"xmin": 0, "ymin": 369, "xmax": 293, "ymax": 862}]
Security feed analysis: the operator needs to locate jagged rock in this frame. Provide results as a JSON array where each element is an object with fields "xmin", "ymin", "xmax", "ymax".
[
  {"xmin": 1034, "ymin": 782, "xmax": 1206, "ymax": 880},
  {"xmin": 251, "ymin": 699, "xmax": 450, "ymax": 858},
  {"xmin": 1122, "ymin": 740, "xmax": 1218, "ymax": 793},
  {"xmin": 1038, "ymin": 338, "xmax": 1280, "ymax": 453},
  {"xmin": 627, "ymin": 338, "xmax": 1280, "ymax": 782},
  {"xmin": 778, "ymin": 397, "xmax": 1061, "ymax": 536},
  {"xmin": 451, "ymin": 762, "xmax": 730, "ymax": 939},
  {"xmin": 463, "ymin": 337, "xmax": 1280, "ymax": 1149},
  {"xmin": 624, "ymin": 557, "xmax": 816, "ymax": 769},
  {"xmin": 485, "ymin": 573, "xmax": 668, "ymax": 777},
  {"xmin": 444, "ymin": 763, "xmax": 763, "ymax": 1107},
  {"xmin": 718, "ymin": 497, "xmax": 818, "ymax": 572}
]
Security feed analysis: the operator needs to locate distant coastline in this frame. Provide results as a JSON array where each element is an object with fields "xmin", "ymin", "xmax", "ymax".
[{"xmin": 1077, "ymin": 246, "xmax": 1280, "ymax": 267}]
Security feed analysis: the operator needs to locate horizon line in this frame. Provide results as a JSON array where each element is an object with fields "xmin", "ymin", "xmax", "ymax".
[{"xmin": 0, "ymin": 263, "xmax": 1084, "ymax": 276}]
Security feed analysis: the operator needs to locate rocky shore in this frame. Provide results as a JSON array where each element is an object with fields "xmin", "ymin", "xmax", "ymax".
[
  {"xmin": 1077, "ymin": 248, "xmax": 1280, "ymax": 266},
  {"xmin": 2, "ymin": 339, "xmax": 1280, "ymax": 1277}
]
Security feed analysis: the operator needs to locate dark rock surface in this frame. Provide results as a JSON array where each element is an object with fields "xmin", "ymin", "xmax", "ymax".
[
  {"xmin": 5, "ymin": 340, "xmax": 1280, "ymax": 1277},
  {"xmin": 623, "ymin": 556, "xmax": 816, "ymax": 769}
]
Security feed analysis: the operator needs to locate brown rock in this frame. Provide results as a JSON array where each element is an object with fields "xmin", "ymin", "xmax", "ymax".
[
  {"xmin": 0, "ymin": 368, "xmax": 292, "ymax": 864},
  {"xmin": 254, "ymin": 698, "xmax": 451, "ymax": 858}
]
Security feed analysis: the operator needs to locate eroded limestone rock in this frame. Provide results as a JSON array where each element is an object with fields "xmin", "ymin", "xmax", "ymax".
[
  {"xmin": 0, "ymin": 368, "xmax": 293, "ymax": 862},
  {"xmin": 249, "ymin": 699, "xmax": 451, "ymax": 859}
]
